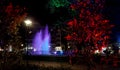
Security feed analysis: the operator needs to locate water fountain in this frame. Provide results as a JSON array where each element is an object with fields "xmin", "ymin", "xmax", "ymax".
[
  {"xmin": 32, "ymin": 25, "xmax": 51, "ymax": 55},
  {"xmin": 26, "ymin": 25, "xmax": 68, "ymax": 62}
]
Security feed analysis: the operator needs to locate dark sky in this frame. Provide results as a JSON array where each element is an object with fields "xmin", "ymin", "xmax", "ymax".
[
  {"xmin": 105, "ymin": 0, "xmax": 120, "ymax": 42},
  {"xmin": 12, "ymin": 0, "xmax": 120, "ymax": 24},
  {"xmin": 105, "ymin": 0, "xmax": 120, "ymax": 24},
  {"xmin": 12, "ymin": 0, "xmax": 120, "ymax": 42},
  {"xmin": 12, "ymin": 0, "xmax": 50, "ymax": 24}
]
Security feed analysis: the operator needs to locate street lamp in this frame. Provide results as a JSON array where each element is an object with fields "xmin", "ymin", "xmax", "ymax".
[
  {"xmin": 24, "ymin": 19, "xmax": 32, "ymax": 27},
  {"xmin": 24, "ymin": 19, "xmax": 32, "ymax": 49},
  {"xmin": 24, "ymin": 19, "xmax": 32, "ymax": 66}
]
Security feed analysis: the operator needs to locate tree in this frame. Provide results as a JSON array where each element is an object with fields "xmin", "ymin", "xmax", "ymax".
[
  {"xmin": 64, "ymin": 0, "xmax": 114, "ymax": 67},
  {"xmin": 47, "ymin": 0, "xmax": 72, "ymax": 48},
  {"xmin": 47, "ymin": 0, "xmax": 70, "ymax": 13},
  {"xmin": 65, "ymin": 0, "xmax": 114, "ymax": 52},
  {"xmin": 0, "ymin": 2, "xmax": 27, "ymax": 49}
]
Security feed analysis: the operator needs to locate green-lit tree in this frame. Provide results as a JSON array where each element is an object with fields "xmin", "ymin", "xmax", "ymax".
[{"xmin": 47, "ymin": 0, "xmax": 70, "ymax": 13}]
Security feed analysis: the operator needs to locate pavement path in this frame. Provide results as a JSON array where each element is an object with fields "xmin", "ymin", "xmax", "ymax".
[
  {"xmin": 28, "ymin": 61, "xmax": 85, "ymax": 70},
  {"xmin": 28, "ymin": 60, "xmax": 120, "ymax": 70}
]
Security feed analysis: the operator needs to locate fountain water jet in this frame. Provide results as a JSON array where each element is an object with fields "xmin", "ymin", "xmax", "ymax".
[{"xmin": 32, "ymin": 25, "xmax": 51, "ymax": 55}]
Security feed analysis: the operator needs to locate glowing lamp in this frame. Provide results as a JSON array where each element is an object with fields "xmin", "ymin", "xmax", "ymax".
[{"xmin": 24, "ymin": 19, "xmax": 32, "ymax": 26}]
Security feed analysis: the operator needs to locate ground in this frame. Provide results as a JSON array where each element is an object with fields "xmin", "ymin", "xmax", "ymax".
[{"xmin": 28, "ymin": 60, "xmax": 120, "ymax": 70}]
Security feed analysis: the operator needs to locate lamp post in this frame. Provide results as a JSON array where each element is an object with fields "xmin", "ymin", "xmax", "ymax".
[
  {"xmin": 24, "ymin": 19, "xmax": 32, "ymax": 65},
  {"xmin": 24, "ymin": 19, "xmax": 32, "ymax": 48}
]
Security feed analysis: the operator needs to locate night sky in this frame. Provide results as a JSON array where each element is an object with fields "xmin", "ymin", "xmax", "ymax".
[
  {"xmin": 11, "ymin": 0, "xmax": 120, "ymax": 42},
  {"xmin": 105, "ymin": 0, "xmax": 120, "ymax": 42}
]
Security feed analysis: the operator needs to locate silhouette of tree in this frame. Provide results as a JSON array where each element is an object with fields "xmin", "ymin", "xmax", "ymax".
[{"xmin": 0, "ymin": 2, "xmax": 27, "ymax": 48}]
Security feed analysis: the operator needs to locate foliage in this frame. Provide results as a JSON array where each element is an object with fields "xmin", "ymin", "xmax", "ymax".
[
  {"xmin": 65, "ymin": 0, "xmax": 114, "ymax": 51},
  {"xmin": 48, "ymin": 0, "xmax": 70, "ymax": 13},
  {"xmin": 0, "ymin": 2, "xmax": 27, "ymax": 48}
]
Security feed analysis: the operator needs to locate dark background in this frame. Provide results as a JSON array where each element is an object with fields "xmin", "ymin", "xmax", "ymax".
[{"xmin": 8, "ymin": 0, "xmax": 120, "ymax": 42}]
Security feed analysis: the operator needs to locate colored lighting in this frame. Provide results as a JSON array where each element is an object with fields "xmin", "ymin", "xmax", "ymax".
[{"xmin": 32, "ymin": 25, "xmax": 51, "ymax": 55}]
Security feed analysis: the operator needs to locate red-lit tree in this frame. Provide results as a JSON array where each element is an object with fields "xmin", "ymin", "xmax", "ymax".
[
  {"xmin": 65, "ymin": 0, "xmax": 114, "ymax": 53},
  {"xmin": 0, "ymin": 2, "xmax": 27, "ymax": 48}
]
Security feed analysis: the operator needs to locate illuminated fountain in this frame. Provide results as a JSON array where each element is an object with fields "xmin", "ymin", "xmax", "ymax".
[
  {"xmin": 32, "ymin": 25, "xmax": 51, "ymax": 55},
  {"xmin": 26, "ymin": 25, "xmax": 67, "ymax": 62}
]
